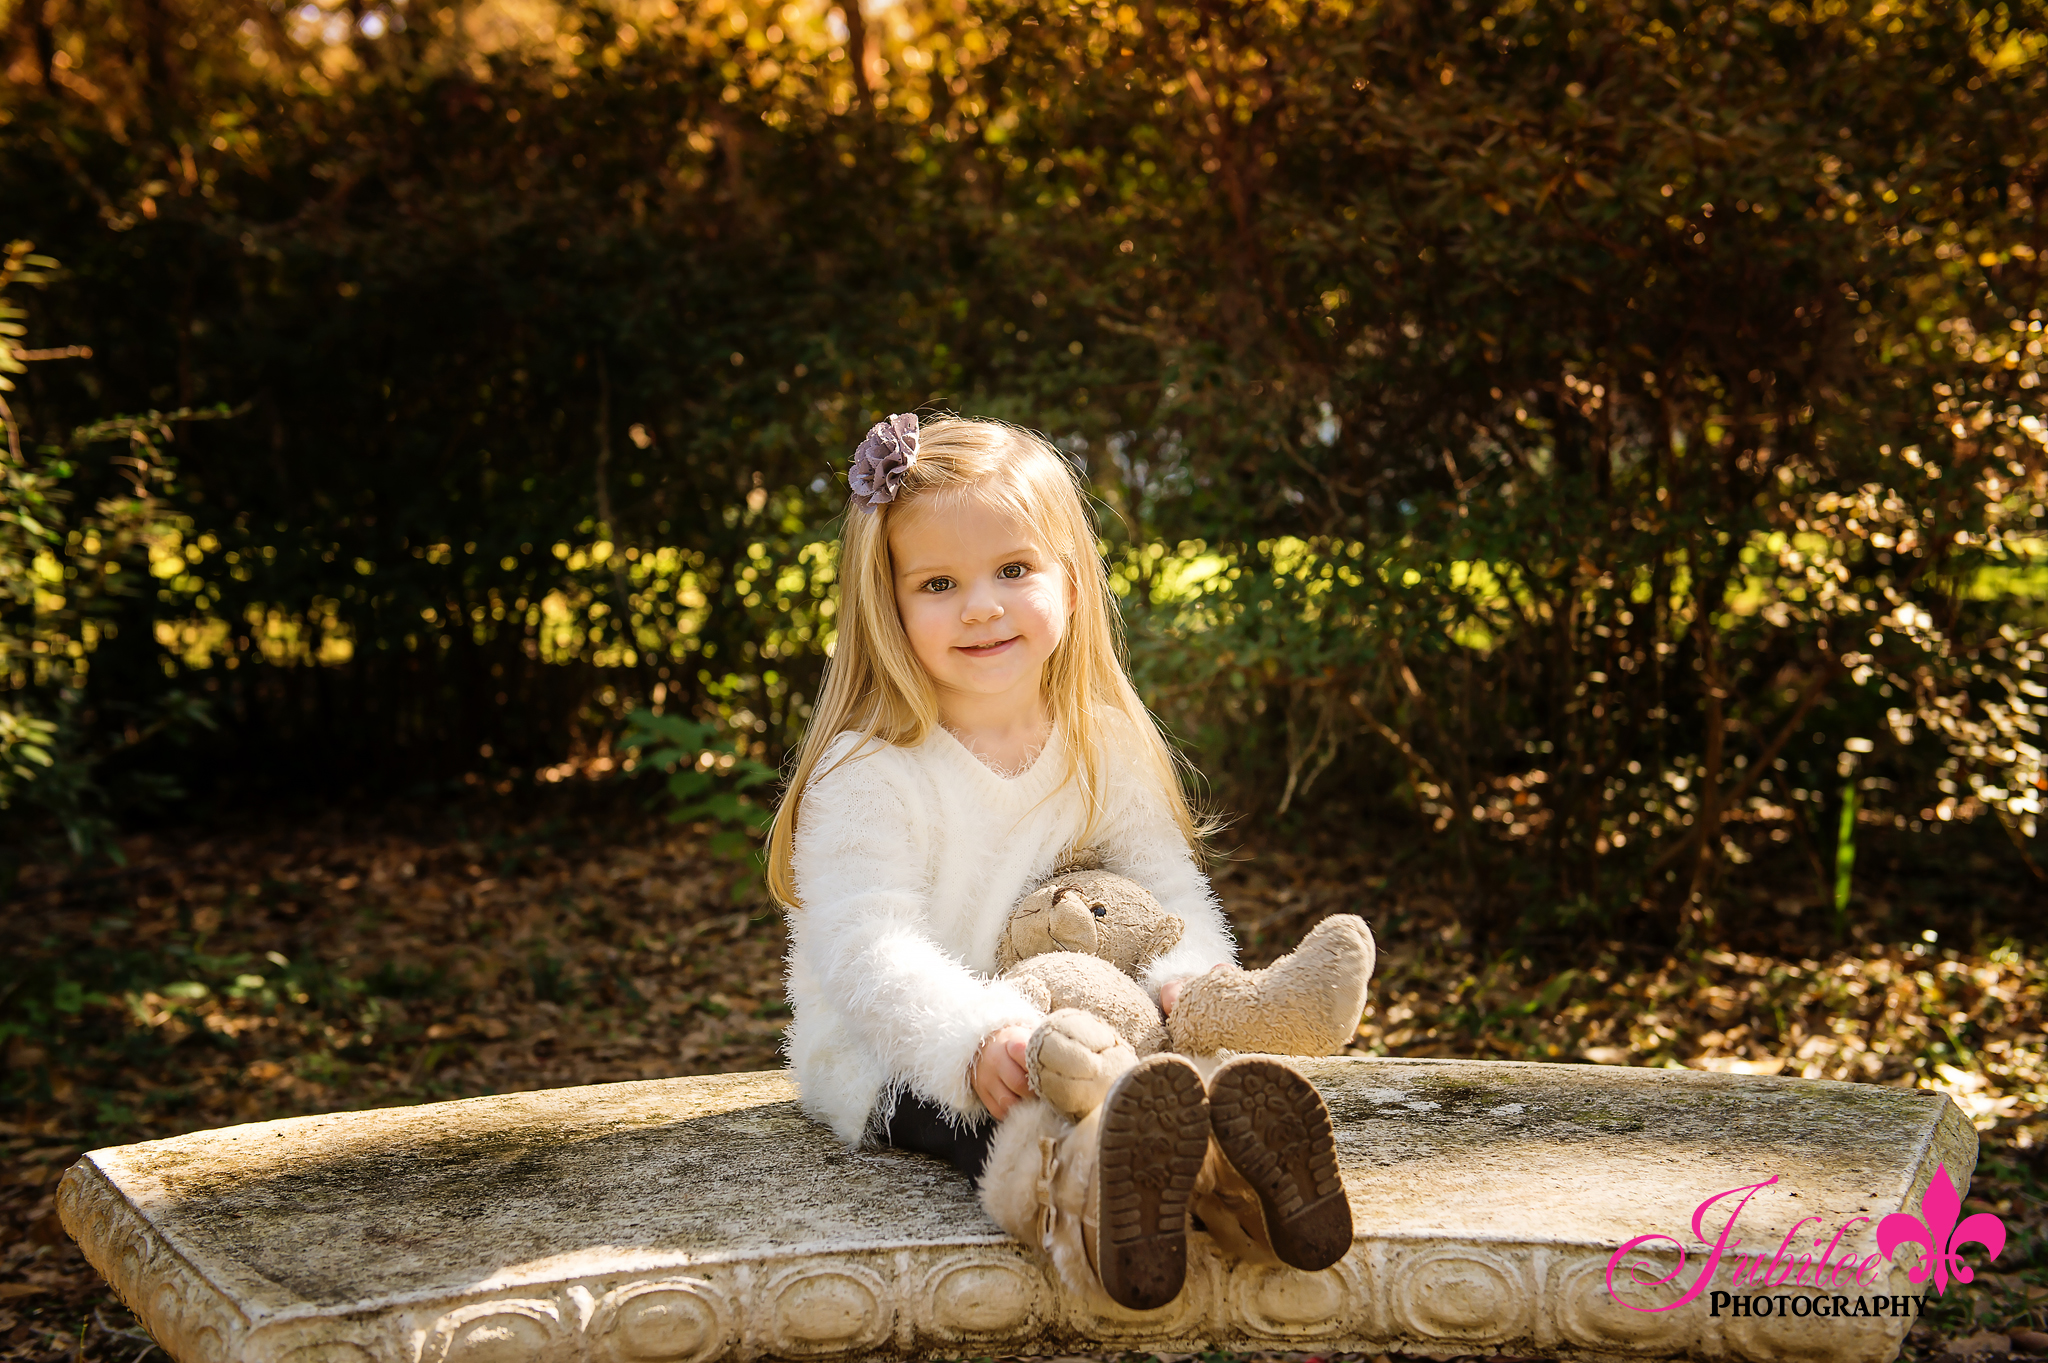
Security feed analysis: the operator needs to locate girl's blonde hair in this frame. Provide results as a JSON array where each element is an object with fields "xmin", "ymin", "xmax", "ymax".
[{"xmin": 766, "ymin": 415, "xmax": 1203, "ymax": 908}]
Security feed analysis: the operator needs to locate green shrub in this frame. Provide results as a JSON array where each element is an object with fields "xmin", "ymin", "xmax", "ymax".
[
  {"xmin": 0, "ymin": 242, "xmax": 223, "ymax": 871},
  {"xmin": 619, "ymin": 708, "xmax": 777, "ymax": 897},
  {"xmin": 1, "ymin": 1, "xmax": 2042, "ymax": 920}
]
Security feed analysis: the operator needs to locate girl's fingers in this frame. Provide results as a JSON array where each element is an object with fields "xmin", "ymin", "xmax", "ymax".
[
  {"xmin": 976, "ymin": 1024, "xmax": 1035, "ymax": 1118},
  {"xmin": 977, "ymin": 1062, "xmax": 1012, "ymax": 1118},
  {"xmin": 974, "ymin": 1034, "xmax": 1026, "ymax": 1117},
  {"xmin": 996, "ymin": 1044, "xmax": 1030, "ymax": 1097}
]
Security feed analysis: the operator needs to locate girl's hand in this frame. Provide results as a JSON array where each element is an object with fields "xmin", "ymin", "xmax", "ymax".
[{"xmin": 972, "ymin": 1024, "xmax": 1034, "ymax": 1120}]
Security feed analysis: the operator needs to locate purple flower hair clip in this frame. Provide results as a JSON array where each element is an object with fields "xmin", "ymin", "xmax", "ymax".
[{"xmin": 849, "ymin": 413, "xmax": 919, "ymax": 512}]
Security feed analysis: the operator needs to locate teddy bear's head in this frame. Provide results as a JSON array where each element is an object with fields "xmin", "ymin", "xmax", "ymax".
[{"xmin": 995, "ymin": 866, "xmax": 1184, "ymax": 976}]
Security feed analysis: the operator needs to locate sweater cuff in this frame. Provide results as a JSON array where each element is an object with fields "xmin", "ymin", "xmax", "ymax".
[{"xmin": 914, "ymin": 978, "xmax": 1047, "ymax": 1122}]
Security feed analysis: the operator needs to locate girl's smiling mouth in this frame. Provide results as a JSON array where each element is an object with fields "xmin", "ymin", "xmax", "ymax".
[{"xmin": 957, "ymin": 636, "xmax": 1021, "ymax": 657}]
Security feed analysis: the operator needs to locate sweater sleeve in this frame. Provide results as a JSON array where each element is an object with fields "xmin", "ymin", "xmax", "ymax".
[
  {"xmin": 1093, "ymin": 725, "xmax": 1238, "ymax": 999},
  {"xmin": 791, "ymin": 739, "xmax": 1045, "ymax": 1124}
]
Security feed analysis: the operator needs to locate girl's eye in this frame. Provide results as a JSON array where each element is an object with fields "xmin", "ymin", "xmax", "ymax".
[
  {"xmin": 922, "ymin": 577, "xmax": 955, "ymax": 593},
  {"xmin": 998, "ymin": 563, "xmax": 1028, "ymax": 580}
]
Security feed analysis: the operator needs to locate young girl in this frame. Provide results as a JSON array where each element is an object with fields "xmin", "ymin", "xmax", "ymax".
[{"xmin": 769, "ymin": 414, "xmax": 1360, "ymax": 1312}]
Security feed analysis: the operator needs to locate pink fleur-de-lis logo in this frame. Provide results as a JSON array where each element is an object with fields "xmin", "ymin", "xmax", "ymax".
[{"xmin": 1875, "ymin": 1162, "xmax": 2007, "ymax": 1296}]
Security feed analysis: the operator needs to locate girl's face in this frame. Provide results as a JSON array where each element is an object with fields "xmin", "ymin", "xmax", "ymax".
[{"xmin": 888, "ymin": 492, "xmax": 1073, "ymax": 718}]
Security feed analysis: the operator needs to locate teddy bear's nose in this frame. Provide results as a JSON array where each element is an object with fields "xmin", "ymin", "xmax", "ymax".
[{"xmin": 1048, "ymin": 888, "xmax": 1099, "ymax": 949}]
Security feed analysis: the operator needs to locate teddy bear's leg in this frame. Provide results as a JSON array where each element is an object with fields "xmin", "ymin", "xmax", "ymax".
[
  {"xmin": 1027, "ymin": 1008, "xmax": 1139, "ymax": 1121},
  {"xmin": 976, "ymin": 1057, "xmax": 1209, "ymax": 1312},
  {"xmin": 1207, "ymin": 1055, "xmax": 1351, "ymax": 1272},
  {"xmin": 1166, "ymin": 914, "xmax": 1376, "ymax": 1057}
]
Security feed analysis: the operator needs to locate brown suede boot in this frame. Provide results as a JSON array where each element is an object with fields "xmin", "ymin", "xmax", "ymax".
[
  {"xmin": 1206, "ymin": 1056, "xmax": 1352, "ymax": 1272},
  {"xmin": 1167, "ymin": 914, "xmax": 1375, "ymax": 1057},
  {"xmin": 978, "ymin": 1099, "xmax": 1106, "ymax": 1308},
  {"xmin": 978, "ymin": 1056, "xmax": 1210, "ymax": 1313},
  {"xmin": 1190, "ymin": 1139, "xmax": 1282, "ymax": 1267}
]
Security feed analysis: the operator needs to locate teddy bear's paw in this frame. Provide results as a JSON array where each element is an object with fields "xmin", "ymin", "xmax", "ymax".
[
  {"xmin": 1027, "ymin": 1008, "xmax": 1138, "ymax": 1121},
  {"xmin": 1263, "ymin": 913, "xmax": 1376, "ymax": 1054}
]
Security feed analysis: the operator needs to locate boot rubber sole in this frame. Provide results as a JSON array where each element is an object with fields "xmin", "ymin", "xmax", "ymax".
[
  {"xmin": 1096, "ymin": 1054, "xmax": 1209, "ymax": 1311},
  {"xmin": 1208, "ymin": 1056, "xmax": 1352, "ymax": 1271}
]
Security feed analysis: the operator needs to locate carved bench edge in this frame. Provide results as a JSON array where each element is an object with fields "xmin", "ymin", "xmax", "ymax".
[
  {"xmin": 58, "ymin": 1157, "xmax": 252, "ymax": 1363},
  {"xmin": 57, "ymin": 1150, "xmax": 1922, "ymax": 1363}
]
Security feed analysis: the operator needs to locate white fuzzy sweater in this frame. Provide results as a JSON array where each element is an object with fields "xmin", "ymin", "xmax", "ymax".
[{"xmin": 784, "ymin": 718, "xmax": 1235, "ymax": 1145}]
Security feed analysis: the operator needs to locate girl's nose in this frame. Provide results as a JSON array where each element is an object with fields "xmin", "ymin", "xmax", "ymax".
[{"xmin": 961, "ymin": 587, "xmax": 1005, "ymax": 624}]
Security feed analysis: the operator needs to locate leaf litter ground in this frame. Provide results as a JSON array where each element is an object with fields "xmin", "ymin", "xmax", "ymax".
[{"xmin": 2, "ymin": 793, "xmax": 2043, "ymax": 1363}]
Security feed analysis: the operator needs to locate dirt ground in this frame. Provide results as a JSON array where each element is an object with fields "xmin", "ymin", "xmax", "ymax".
[{"xmin": 3, "ymin": 790, "xmax": 2043, "ymax": 1363}]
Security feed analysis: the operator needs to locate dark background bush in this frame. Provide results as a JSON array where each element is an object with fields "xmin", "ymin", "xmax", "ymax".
[{"xmin": 3, "ymin": 0, "xmax": 2044, "ymax": 941}]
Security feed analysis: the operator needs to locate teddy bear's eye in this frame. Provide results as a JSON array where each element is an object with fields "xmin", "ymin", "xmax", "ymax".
[{"xmin": 1090, "ymin": 904, "xmax": 1108, "ymax": 918}]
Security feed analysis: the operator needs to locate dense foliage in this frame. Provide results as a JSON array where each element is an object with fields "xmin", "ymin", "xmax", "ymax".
[
  {"xmin": 2, "ymin": 0, "xmax": 2044, "ymax": 925},
  {"xmin": 0, "ymin": 240, "xmax": 227, "ymax": 857}
]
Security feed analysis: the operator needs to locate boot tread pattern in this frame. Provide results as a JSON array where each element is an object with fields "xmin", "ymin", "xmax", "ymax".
[
  {"xmin": 1097, "ymin": 1055, "xmax": 1208, "ymax": 1311},
  {"xmin": 1210, "ymin": 1058, "xmax": 1352, "ymax": 1272}
]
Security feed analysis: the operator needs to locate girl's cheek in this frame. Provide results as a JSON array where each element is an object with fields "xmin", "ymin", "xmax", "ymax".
[{"xmin": 1025, "ymin": 581, "xmax": 1064, "ymax": 614}]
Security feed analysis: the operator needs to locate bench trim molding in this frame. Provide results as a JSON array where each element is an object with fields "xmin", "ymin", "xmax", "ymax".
[{"xmin": 61, "ymin": 1170, "xmax": 1942, "ymax": 1363}]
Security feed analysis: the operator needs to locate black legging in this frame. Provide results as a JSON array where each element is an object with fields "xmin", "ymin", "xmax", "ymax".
[{"xmin": 879, "ymin": 1093, "xmax": 996, "ymax": 1179}]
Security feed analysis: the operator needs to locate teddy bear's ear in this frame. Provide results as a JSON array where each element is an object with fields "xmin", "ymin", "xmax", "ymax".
[
  {"xmin": 1148, "ymin": 915, "xmax": 1185, "ymax": 961},
  {"xmin": 1053, "ymin": 845, "xmax": 1107, "ymax": 876}
]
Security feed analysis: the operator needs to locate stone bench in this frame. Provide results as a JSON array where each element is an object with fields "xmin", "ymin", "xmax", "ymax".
[{"xmin": 59, "ymin": 1057, "xmax": 1975, "ymax": 1363}]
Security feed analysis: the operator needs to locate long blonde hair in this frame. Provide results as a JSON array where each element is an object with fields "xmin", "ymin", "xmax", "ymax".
[{"xmin": 766, "ymin": 415, "xmax": 1204, "ymax": 908}]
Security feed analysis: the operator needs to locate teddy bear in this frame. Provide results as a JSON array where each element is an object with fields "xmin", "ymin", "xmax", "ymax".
[
  {"xmin": 979, "ymin": 860, "xmax": 1376, "ymax": 1289},
  {"xmin": 996, "ymin": 863, "xmax": 1377, "ymax": 1114}
]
